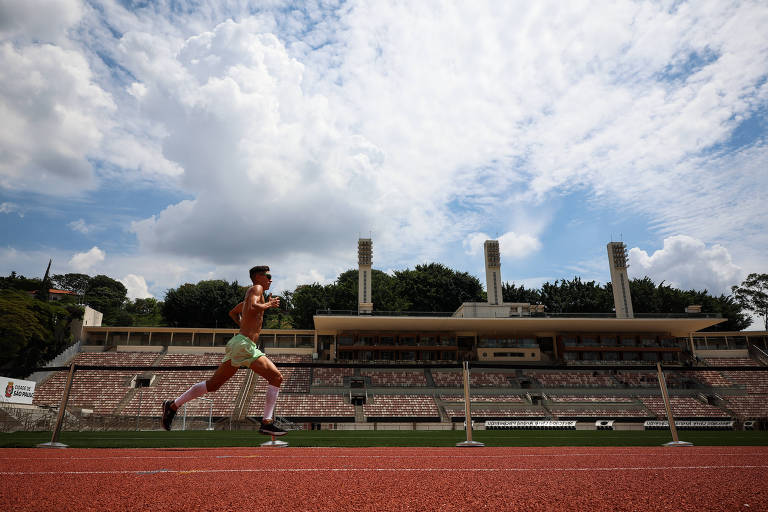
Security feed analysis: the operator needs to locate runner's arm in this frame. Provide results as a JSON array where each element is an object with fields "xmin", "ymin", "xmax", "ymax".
[
  {"xmin": 248, "ymin": 285, "xmax": 279, "ymax": 311},
  {"xmin": 228, "ymin": 302, "xmax": 244, "ymax": 326}
]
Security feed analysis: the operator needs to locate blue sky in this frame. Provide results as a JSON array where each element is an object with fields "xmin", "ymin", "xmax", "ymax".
[{"xmin": 1, "ymin": 1, "xmax": 766, "ymax": 325}]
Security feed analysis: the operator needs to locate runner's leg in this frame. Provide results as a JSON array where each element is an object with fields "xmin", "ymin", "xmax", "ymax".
[
  {"xmin": 171, "ymin": 360, "xmax": 237, "ymax": 411},
  {"xmin": 206, "ymin": 360, "xmax": 239, "ymax": 391},
  {"xmin": 250, "ymin": 356, "xmax": 283, "ymax": 421},
  {"xmin": 249, "ymin": 356, "xmax": 283, "ymax": 387}
]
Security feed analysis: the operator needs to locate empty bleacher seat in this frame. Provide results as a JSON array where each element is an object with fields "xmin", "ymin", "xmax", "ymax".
[
  {"xmin": 361, "ymin": 369, "xmax": 427, "ymax": 387},
  {"xmin": 363, "ymin": 395, "xmax": 439, "ymax": 420}
]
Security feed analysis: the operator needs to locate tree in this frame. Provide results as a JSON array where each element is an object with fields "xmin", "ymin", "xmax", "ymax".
[
  {"xmin": 624, "ymin": 276, "xmax": 749, "ymax": 330},
  {"xmin": 732, "ymin": 273, "xmax": 768, "ymax": 330},
  {"xmin": 540, "ymin": 277, "xmax": 613, "ymax": 314},
  {"xmin": 84, "ymin": 275, "xmax": 128, "ymax": 325},
  {"xmin": 288, "ymin": 269, "xmax": 415, "ymax": 328},
  {"xmin": 502, "ymin": 282, "xmax": 542, "ymax": 304},
  {"xmin": 372, "ymin": 270, "xmax": 413, "ymax": 312},
  {"xmin": 162, "ymin": 280, "xmax": 247, "ymax": 328},
  {"xmin": 393, "ymin": 263, "xmax": 484, "ymax": 312},
  {"xmin": 263, "ymin": 290, "xmax": 294, "ymax": 329},
  {"xmin": 330, "ymin": 270, "xmax": 359, "ymax": 311},
  {"xmin": 699, "ymin": 293, "xmax": 750, "ymax": 331},
  {"xmin": 291, "ymin": 283, "xmax": 331, "ymax": 329},
  {"xmin": 52, "ymin": 273, "xmax": 91, "ymax": 296},
  {"xmin": 0, "ymin": 271, "xmax": 42, "ymax": 292},
  {"xmin": 626, "ymin": 277, "xmax": 663, "ymax": 313},
  {"xmin": 125, "ymin": 297, "xmax": 164, "ymax": 327},
  {"xmin": 0, "ymin": 289, "xmax": 82, "ymax": 377}
]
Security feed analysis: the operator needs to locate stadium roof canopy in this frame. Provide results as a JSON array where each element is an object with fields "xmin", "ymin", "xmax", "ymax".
[{"xmin": 313, "ymin": 314, "xmax": 725, "ymax": 337}]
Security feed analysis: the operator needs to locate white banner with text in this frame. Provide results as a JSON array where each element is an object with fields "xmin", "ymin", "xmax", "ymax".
[{"xmin": 0, "ymin": 376, "xmax": 36, "ymax": 405}]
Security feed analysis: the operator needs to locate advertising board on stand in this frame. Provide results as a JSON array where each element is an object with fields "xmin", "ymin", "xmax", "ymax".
[{"xmin": 0, "ymin": 376, "xmax": 36, "ymax": 405}]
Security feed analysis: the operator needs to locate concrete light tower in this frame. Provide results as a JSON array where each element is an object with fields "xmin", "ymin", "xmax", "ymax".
[
  {"xmin": 358, "ymin": 238, "xmax": 373, "ymax": 314},
  {"xmin": 484, "ymin": 240, "xmax": 503, "ymax": 306},
  {"xmin": 607, "ymin": 241, "xmax": 634, "ymax": 318}
]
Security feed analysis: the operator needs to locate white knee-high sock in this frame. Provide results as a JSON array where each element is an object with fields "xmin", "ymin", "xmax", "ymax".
[
  {"xmin": 174, "ymin": 381, "xmax": 208, "ymax": 408},
  {"xmin": 263, "ymin": 384, "xmax": 280, "ymax": 421}
]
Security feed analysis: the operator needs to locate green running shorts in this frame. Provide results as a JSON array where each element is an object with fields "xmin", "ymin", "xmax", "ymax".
[{"xmin": 223, "ymin": 333, "xmax": 265, "ymax": 368}]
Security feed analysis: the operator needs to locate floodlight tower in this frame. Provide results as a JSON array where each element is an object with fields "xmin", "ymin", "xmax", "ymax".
[
  {"xmin": 484, "ymin": 240, "xmax": 503, "ymax": 305},
  {"xmin": 358, "ymin": 238, "xmax": 373, "ymax": 314},
  {"xmin": 607, "ymin": 241, "xmax": 634, "ymax": 319}
]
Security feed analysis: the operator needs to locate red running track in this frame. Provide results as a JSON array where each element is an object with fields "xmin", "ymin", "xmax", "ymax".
[{"xmin": 1, "ymin": 446, "xmax": 767, "ymax": 511}]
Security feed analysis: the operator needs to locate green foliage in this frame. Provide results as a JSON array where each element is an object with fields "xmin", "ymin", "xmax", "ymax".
[
  {"xmin": 162, "ymin": 280, "xmax": 247, "ymax": 328},
  {"xmin": 629, "ymin": 277, "xmax": 749, "ymax": 330},
  {"xmin": 263, "ymin": 290, "xmax": 294, "ymax": 329},
  {"xmin": 498, "ymin": 275, "xmax": 749, "ymax": 329},
  {"xmin": 124, "ymin": 297, "xmax": 165, "ymax": 326},
  {"xmin": 288, "ymin": 269, "xmax": 417, "ymax": 328},
  {"xmin": 2, "ymin": 266, "xmax": 753, "ymax": 333},
  {"xmin": 0, "ymin": 271, "xmax": 42, "ymax": 292},
  {"xmin": 291, "ymin": 283, "xmax": 330, "ymax": 329},
  {"xmin": 393, "ymin": 263, "xmax": 484, "ymax": 312},
  {"xmin": 52, "ymin": 273, "xmax": 91, "ymax": 296},
  {"xmin": 84, "ymin": 275, "xmax": 128, "ymax": 325},
  {"xmin": 0, "ymin": 289, "xmax": 81, "ymax": 377},
  {"xmin": 332, "ymin": 269, "xmax": 412, "ymax": 311},
  {"xmin": 502, "ymin": 282, "xmax": 542, "ymax": 304},
  {"xmin": 732, "ymin": 273, "xmax": 768, "ymax": 330},
  {"xmin": 540, "ymin": 277, "xmax": 613, "ymax": 313}
]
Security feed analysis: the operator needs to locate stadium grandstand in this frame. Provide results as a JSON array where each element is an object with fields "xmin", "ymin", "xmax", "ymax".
[{"xmin": 6, "ymin": 238, "xmax": 768, "ymax": 433}]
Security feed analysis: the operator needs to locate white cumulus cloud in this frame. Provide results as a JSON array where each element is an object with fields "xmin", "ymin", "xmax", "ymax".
[
  {"xmin": 463, "ymin": 231, "xmax": 541, "ymax": 260},
  {"xmin": 69, "ymin": 246, "xmax": 105, "ymax": 272},
  {"xmin": 123, "ymin": 18, "xmax": 377, "ymax": 265},
  {"xmin": 68, "ymin": 219, "xmax": 93, "ymax": 234},
  {"xmin": 0, "ymin": 0, "xmax": 83, "ymax": 44},
  {"xmin": 0, "ymin": 1, "xmax": 766, "ymax": 296},
  {"xmin": 629, "ymin": 235, "xmax": 742, "ymax": 295},
  {"xmin": 0, "ymin": 42, "xmax": 114, "ymax": 195},
  {"xmin": 120, "ymin": 273, "xmax": 153, "ymax": 300}
]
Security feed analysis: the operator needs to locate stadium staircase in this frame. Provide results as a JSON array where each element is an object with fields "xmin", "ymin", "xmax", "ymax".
[
  {"xmin": 749, "ymin": 344, "xmax": 768, "ymax": 366},
  {"xmin": 113, "ymin": 389, "xmax": 138, "ymax": 415},
  {"xmin": 231, "ymin": 370, "xmax": 259, "ymax": 422},
  {"xmin": 433, "ymin": 396, "xmax": 450, "ymax": 422},
  {"xmin": 111, "ymin": 351, "xmax": 165, "ymax": 416},
  {"xmin": 150, "ymin": 350, "xmax": 168, "ymax": 367}
]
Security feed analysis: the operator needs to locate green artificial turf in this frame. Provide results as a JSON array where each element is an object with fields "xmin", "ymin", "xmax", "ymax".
[{"xmin": 2, "ymin": 429, "xmax": 767, "ymax": 448}]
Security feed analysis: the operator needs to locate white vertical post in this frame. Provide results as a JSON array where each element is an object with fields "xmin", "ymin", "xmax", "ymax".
[
  {"xmin": 456, "ymin": 361, "xmax": 484, "ymax": 447},
  {"xmin": 198, "ymin": 397, "xmax": 214, "ymax": 430},
  {"xmin": 135, "ymin": 387, "xmax": 142, "ymax": 431}
]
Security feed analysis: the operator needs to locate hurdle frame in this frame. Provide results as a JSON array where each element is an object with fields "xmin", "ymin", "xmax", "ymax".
[
  {"xmin": 656, "ymin": 362, "xmax": 693, "ymax": 447},
  {"xmin": 456, "ymin": 360, "xmax": 484, "ymax": 447},
  {"xmin": 37, "ymin": 360, "xmax": 75, "ymax": 449}
]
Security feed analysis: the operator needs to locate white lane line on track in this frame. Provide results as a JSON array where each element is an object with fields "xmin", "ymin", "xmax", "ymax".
[
  {"xmin": 2, "ymin": 465, "xmax": 768, "ymax": 476},
  {"xmin": 2, "ymin": 452, "xmax": 765, "ymax": 461}
]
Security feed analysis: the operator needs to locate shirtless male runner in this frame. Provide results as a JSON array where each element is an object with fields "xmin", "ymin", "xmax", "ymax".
[{"xmin": 161, "ymin": 265, "xmax": 286, "ymax": 436}]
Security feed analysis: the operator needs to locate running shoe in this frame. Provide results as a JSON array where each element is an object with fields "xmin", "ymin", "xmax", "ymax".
[
  {"xmin": 259, "ymin": 419, "xmax": 287, "ymax": 436},
  {"xmin": 161, "ymin": 400, "xmax": 177, "ymax": 431}
]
